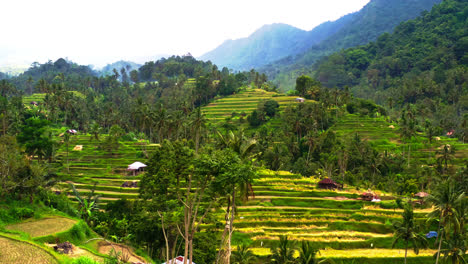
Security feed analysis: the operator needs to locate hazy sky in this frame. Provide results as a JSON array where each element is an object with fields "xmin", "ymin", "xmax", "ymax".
[{"xmin": 1, "ymin": 0, "xmax": 370, "ymax": 68}]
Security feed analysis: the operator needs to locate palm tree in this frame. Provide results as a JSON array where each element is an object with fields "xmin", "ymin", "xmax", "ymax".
[
  {"xmin": 392, "ymin": 203, "xmax": 427, "ymax": 264},
  {"xmin": 426, "ymin": 181, "xmax": 466, "ymax": 264},
  {"xmin": 368, "ymin": 149, "xmax": 382, "ymax": 185},
  {"xmin": 64, "ymin": 132, "xmax": 70, "ymax": 173},
  {"xmin": 270, "ymin": 236, "xmax": 296, "ymax": 264},
  {"xmin": 89, "ymin": 122, "xmax": 101, "ymax": 141},
  {"xmin": 216, "ymin": 129, "xmax": 257, "ymax": 160},
  {"xmin": 439, "ymin": 233, "xmax": 467, "ymax": 264},
  {"xmin": 297, "ymin": 241, "xmax": 319, "ymax": 264},
  {"xmin": 231, "ymin": 244, "xmax": 256, "ymax": 264},
  {"xmin": 190, "ymin": 108, "xmax": 205, "ymax": 153},
  {"xmin": 437, "ymin": 144, "xmax": 455, "ymax": 174}
]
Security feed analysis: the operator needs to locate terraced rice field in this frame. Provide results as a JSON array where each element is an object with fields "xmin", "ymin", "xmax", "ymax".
[
  {"xmin": 22, "ymin": 93, "xmax": 47, "ymax": 105},
  {"xmin": 202, "ymin": 88, "xmax": 298, "ymax": 122},
  {"xmin": 232, "ymin": 169, "xmax": 432, "ymax": 261},
  {"xmin": 333, "ymin": 113, "xmax": 468, "ymax": 165},
  {"xmin": 5, "ymin": 217, "xmax": 77, "ymax": 238},
  {"xmin": 0, "ymin": 236, "xmax": 58, "ymax": 264},
  {"xmin": 56, "ymin": 135, "xmax": 160, "ymax": 205}
]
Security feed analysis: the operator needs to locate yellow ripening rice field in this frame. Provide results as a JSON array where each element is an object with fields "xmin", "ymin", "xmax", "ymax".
[
  {"xmin": 5, "ymin": 217, "xmax": 77, "ymax": 237},
  {"xmin": 0, "ymin": 236, "xmax": 58, "ymax": 264},
  {"xmin": 249, "ymin": 247, "xmax": 436, "ymax": 258}
]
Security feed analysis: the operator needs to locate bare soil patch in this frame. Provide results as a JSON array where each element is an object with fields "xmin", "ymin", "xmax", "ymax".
[{"xmin": 98, "ymin": 241, "xmax": 146, "ymax": 263}]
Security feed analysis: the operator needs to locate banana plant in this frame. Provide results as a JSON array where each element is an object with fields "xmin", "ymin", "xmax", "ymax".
[{"xmin": 69, "ymin": 182, "xmax": 101, "ymax": 225}]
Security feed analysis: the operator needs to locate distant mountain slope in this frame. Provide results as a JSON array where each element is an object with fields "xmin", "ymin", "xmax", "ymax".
[
  {"xmin": 262, "ymin": 0, "xmax": 442, "ymax": 91},
  {"xmin": 100, "ymin": 60, "xmax": 141, "ymax": 76},
  {"xmin": 199, "ymin": 18, "xmax": 355, "ymax": 71},
  {"xmin": 314, "ymin": 0, "xmax": 467, "ymax": 136}
]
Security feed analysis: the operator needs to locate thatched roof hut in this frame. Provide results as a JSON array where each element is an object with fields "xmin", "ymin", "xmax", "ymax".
[
  {"xmin": 127, "ymin": 162, "xmax": 147, "ymax": 176},
  {"xmin": 318, "ymin": 178, "xmax": 339, "ymax": 190},
  {"xmin": 361, "ymin": 191, "xmax": 379, "ymax": 201}
]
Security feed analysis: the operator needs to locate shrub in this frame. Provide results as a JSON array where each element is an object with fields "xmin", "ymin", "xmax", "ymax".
[
  {"xmin": 72, "ymin": 256, "xmax": 100, "ymax": 264},
  {"xmin": 11, "ymin": 208, "xmax": 34, "ymax": 220}
]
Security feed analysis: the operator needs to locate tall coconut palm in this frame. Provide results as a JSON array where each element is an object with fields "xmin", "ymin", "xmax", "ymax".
[
  {"xmin": 392, "ymin": 203, "xmax": 427, "ymax": 264},
  {"xmin": 297, "ymin": 241, "xmax": 319, "ymax": 264},
  {"xmin": 439, "ymin": 233, "xmax": 467, "ymax": 264},
  {"xmin": 427, "ymin": 181, "xmax": 465, "ymax": 264},
  {"xmin": 437, "ymin": 144, "xmax": 455, "ymax": 174},
  {"xmin": 270, "ymin": 236, "xmax": 296, "ymax": 264},
  {"xmin": 231, "ymin": 244, "xmax": 256, "ymax": 264},
  {"xmin": 190, "ymin": 108, "xmax": 206, "ymax": 153},
  {"xmin": 216, "ymin": 129, "xmax": 257, "ymax": 200}
]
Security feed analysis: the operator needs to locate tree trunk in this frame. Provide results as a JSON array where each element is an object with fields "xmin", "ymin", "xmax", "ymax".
[
  {"xmin": 404, "ymin": 240, "xmax": 408, "ymax": 264},
  {"xmin": 184, "ymin": 205, "xmax": 189, "ymax": 264},
  {"xmin": 435, "ymin": 229, "xmax": 443, "ymax": 264},
  {"xmin": 2, "ymin": 112, "xmax": 6, "ymax": 136},
  {"xmin": 195, "ymin": 129, "xmax": 200, "ymax": 153},
  {"xmin": 226, "ymin": 189, "xmax": 236, "ymax": 264},
  {"xmin": 158, "ymin": 211, "xmax": 170, "ymax": 264},
  {"xmin": 216, "ymin": 196, "xmax": 231, "ymax": 264},
  {"xmin": 435, "ymin": 215, "xmax": 442, "ymax": 247},
  {"xmin": 189, "ymin": 237, "xmax": 194, "ymax": 264}
]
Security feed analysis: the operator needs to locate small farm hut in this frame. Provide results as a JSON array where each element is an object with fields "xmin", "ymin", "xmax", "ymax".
[
  {"xmin": 295, "ymin": 97, "xmax": 305, "ymax": 103},
  {"xmin": 127, "ymin": 161, "xmax": 147, "ymax": 176},
  {"xmin": 318, "ymin": 178, "xmax": 339, "ymax": 190},
  {"xmin": 414, "ymin": 191, "xmax": 429, "ymax": 205},
  {"xmin": 66, "ymin": 129, "xmax": 77, "ymax": 134},
  {"xmin": 415, "ymin": 192, "xmax": 429, "ymax": 199},
  {"xmin": 361, "ymin": 191, "xmax": 379, "ymax": 201},
  {"xmin": 163, "ymin": 256, "xmax": 196, "ymax": 264}
]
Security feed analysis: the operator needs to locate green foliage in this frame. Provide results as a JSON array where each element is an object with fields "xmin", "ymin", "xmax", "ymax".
[
  {"xmin": 265, "ymin": 0, "xmax": 442, "ymax": 91},
  {"xmin": 269, "ymin": 235, "xmax": 296, "ymax": 264},
  {"xmin": 231, "ymin": 244, "xmax": 256, "ymax": 264},
  {"xmin": 315, "ymin": 0, "xmax": 468, "ymax": 134},
  {"xmin": 391, "ymin": 204, "xmax": 428, "ymax": 263},
  {"xmin": 295, "ymin": 75, "xmax": 322, "ymax": 99},
  {"xmin": 297, "ymin": 241, "xmax": 319, "ymax": 264},
  {"xmin": 17, "ymin": 117, "xmax": 54, "ymax": 160},
  {"xmin": 247, "ymin": 110, "xmax": 263, "ymax": 127},
  {"xmin": 71, "ymin": 256, "xmax": 101, "ymax": 264},
  {"xmin": 69, "ymin": 183, "xmax": 100, "ymax": 226}
]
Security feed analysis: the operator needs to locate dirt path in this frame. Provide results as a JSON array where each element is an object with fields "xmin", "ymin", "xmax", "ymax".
[
  {"xmin": 98, "ymin": 241, "xmax": 146, "ymax": 263},
  {"xmin": 46, "ymin": 243, "xmax": 103, "ymax": 262}
]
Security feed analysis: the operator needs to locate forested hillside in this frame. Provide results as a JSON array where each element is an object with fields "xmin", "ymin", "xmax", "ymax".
[
  {"xmin": 99, "ymin": 60, "xmax": 141, "ymax": 79},
  {"xmin": 0, "ymin": 72, "xmax": 8, "ymax": 80},
  {"xmin": 11, "ymin": 58, "xmax": 97, "ymax": 93},
  {"xmin": 314, "ymin": 0, "xmax": 468, "ymax": 140},
  {"xmin": 199, "ymin": 18, "xmax": 355, "ymax": 70},
  {"xmin": 262, "ymin": 0, "xmax": 442, "ymax": 91}
]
